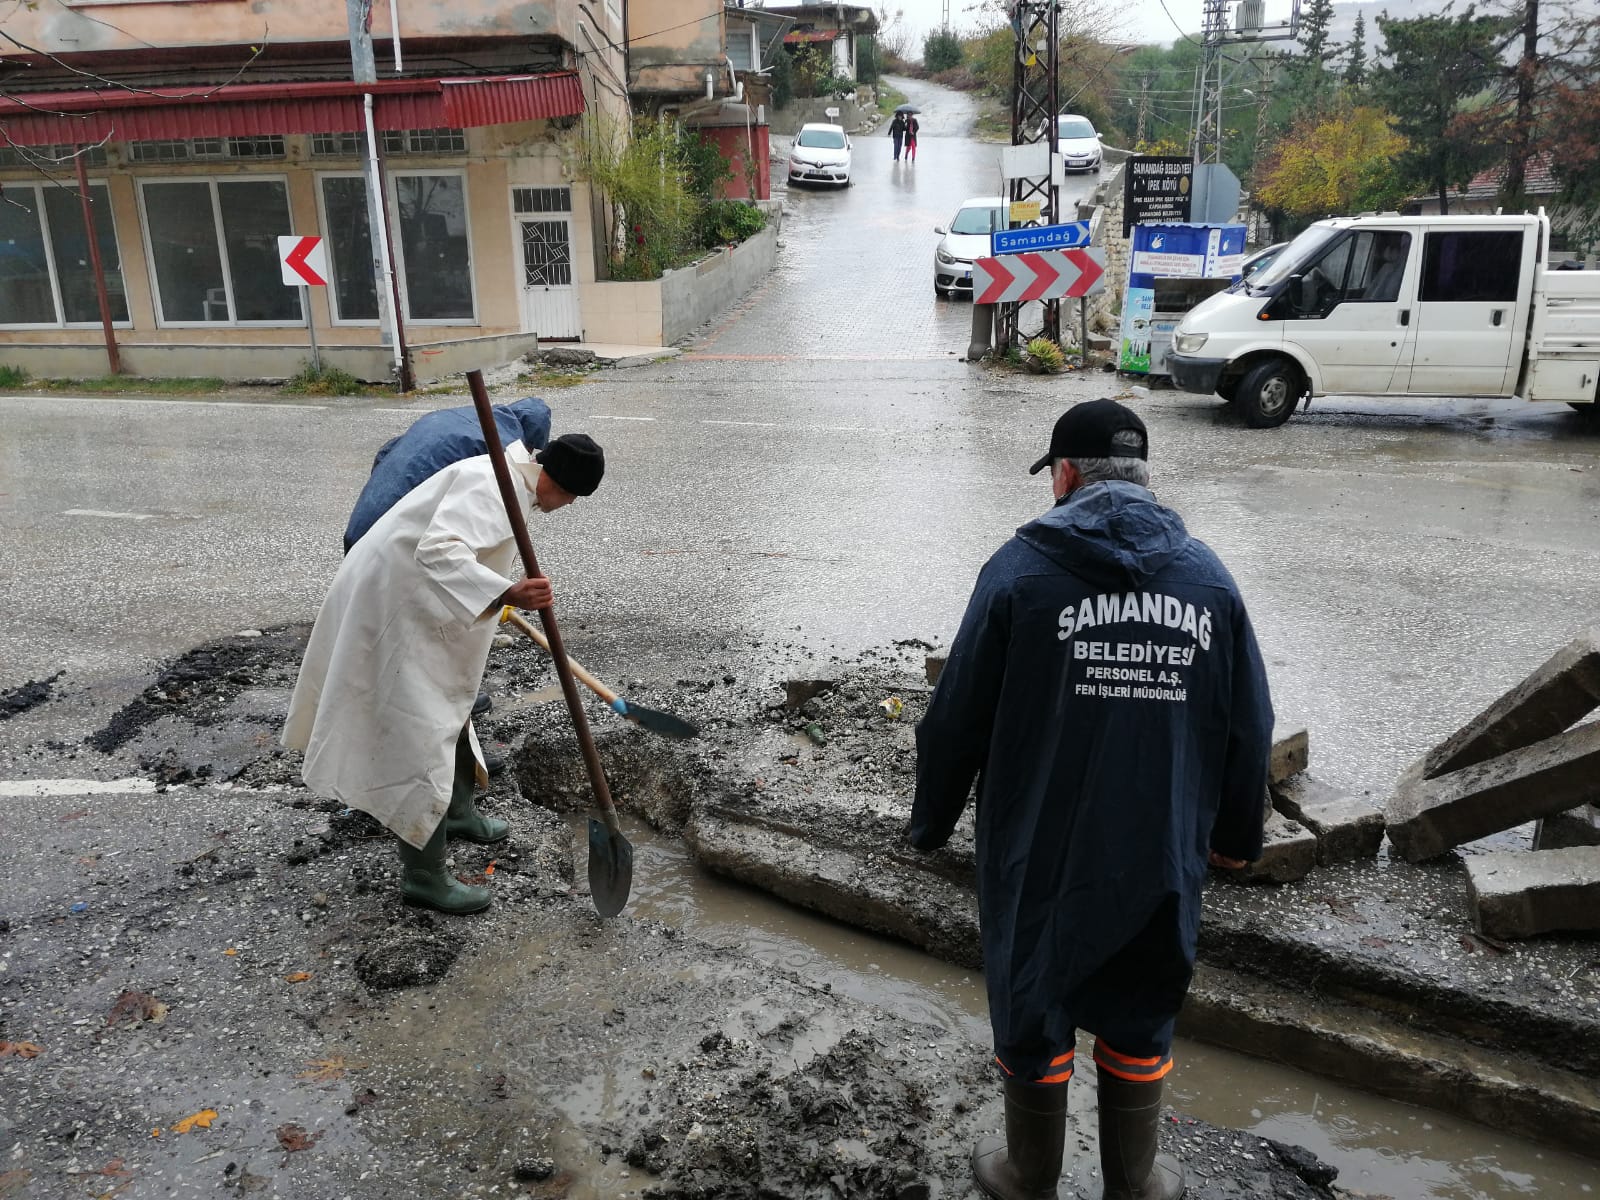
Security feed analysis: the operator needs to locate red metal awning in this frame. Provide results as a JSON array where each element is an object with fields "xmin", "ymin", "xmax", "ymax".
[{"xmin": 0, "ymin": 72, "xmax": 584, "ymax": 147}]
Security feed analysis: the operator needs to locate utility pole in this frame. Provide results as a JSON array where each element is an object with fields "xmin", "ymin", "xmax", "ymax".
[
  {"xmin": 1191, "ymin": 0, "xmax": 1298, "ymax": 165},
  {"xmin": 1135, "ymin": 72, "xmax": 1153, "ymax": 145},
  {"xmin": 347, "ymin": 0, "xmax": 408, "ymax": 388},
  {"xmin": 998, "ymin": 0, "xmax": 1060, "ymax": 348}
]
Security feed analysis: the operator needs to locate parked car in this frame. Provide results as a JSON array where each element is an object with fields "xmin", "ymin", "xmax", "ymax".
[
  {"xmin": 1055, "ymin": 114, "xmax": 1103, "ymax": 173},
  {"xmin": 1239, "ymin": 241, "xmax": 1289, "ymax": 282},
  {"xmin": 933, "ymin": 195, "xmax": 1006, "ymax": 297},
  {"xmin": 788, "ymin": 123, "xmax": 852, "ymax": 187}
]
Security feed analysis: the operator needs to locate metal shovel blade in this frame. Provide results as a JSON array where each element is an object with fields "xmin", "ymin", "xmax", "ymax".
[
  {"xmin": 588, "ymin": 817, "xmax": 634, "ymax": 918},
  {"xmin": 620, "ymin": 701, "xmax": 699, "ymax": 740}
]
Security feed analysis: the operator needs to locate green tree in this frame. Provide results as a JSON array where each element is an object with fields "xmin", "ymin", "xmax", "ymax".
[
  {"xmin": 1343, "ymin": 13, "xmax": 1368, "ymax": 89},
  {"xmin": 1373, "ymin": 9, "xmax": 1512, "ymax": 213},
  {"xmin": 924, "ymin": 28, "xmax": 963, "ymax": 72},
  {"xmin": 1284, "ymin": 0, "xmax": 1338, "ymax": 118}
]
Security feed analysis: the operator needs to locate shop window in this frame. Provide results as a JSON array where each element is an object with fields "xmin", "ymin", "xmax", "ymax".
[
  {"xmin": 0, "ymin": 143, "xmax": 108, "ymax": 170},
  {"xmin": 383, "ymin": 128, "xmax": 466, "ymax": 155},
  {"xmin": 318, "ymin": 172, "xmax": 476, "ymax": 323},
  {"xmin": 393, "ymin": 174, "xmax": 474, "ymax": 320},
  {"xmin": 0, "ymin": 182, "xmax": 129, "ymax": 327},
  {"xmin": 319, "ymin": 176, "xmax": 379, "ymax": 321},
  {"xmin": 513, "ymin": 187, "xmax": 572, "ymax": 214},
  {"xmin": 141, "ymin": 178, "xmax": 300, "ymax": 324}
]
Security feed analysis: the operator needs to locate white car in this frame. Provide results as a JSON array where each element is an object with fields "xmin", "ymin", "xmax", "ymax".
[
  {"xmin": 788, "ymin": 123, "xmax": 852, "ymax": 187},
  {"xmin": 933, "ymin": 195, "xmax": 1006, "ymax": 298},
  {"xmin": 1056, "ymin": 114, "xmax": 1103, "ymax": 173}
]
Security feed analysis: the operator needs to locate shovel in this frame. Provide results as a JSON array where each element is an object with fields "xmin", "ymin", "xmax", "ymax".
[
  {"xmin": 467, "ymin": 369, "xmax": 632, "ymax": 918},
  {"xmin": 500, "ymin": 607, "xmax": 698, "ymax": 739}
]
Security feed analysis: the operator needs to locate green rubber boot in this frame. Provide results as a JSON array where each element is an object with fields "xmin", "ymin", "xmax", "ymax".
[
  {"xmin": 445, "ymin": 724, "xmax": 510, "ymax": 844},
  {"xmin": 1096, "ymin": 1072, "xmax": 1185, "ymax": 1200},
  {"xmin": 971, "ymin": 1079, "xmax": 1069, "ymax": 1199},
  {"xmin": 397, "ymin": 819, "xmax": 491, "ymax": 915}
]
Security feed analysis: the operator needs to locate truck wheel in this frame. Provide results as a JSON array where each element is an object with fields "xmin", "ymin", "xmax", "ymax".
[{"xmin": 1235, "ymin": 359, "xmax": 1303, "ymax": 428}]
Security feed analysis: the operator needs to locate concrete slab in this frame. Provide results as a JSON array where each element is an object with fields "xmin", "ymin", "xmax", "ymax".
[
  {"xmin": 577, "ymin": 342, "xmax": 683, "ymax": 367},
  {"xmin": 1230, "ymin": 808, "xmax": 1317, "ymax": 884},
  {"xmin": 1467, "ymin": 846, "xmax": 1600, "ymax": 939},
  {"xmin": 1533, "ymin": 803, "xmax": 1600, "ymax": 850},
  {"xmin": 1270, "ymin": 773, "xmax": 1386, "ymax": 865},
  {"xmin": 1422, "ymin": 627, "xmax": 1600, "ymax": 778},
  {"xmin": 1270, "ymin": 725, "xmax": 1309, "ymax": 783},
  {"xmin": 1387, "ymin": 721, "xmax": 1600, "ymax": 862}
]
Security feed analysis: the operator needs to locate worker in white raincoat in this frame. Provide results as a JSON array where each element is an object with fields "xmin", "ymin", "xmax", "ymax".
[{"xmin": 284, "ymin": 433, "xmax": 606, "ymax": 914}]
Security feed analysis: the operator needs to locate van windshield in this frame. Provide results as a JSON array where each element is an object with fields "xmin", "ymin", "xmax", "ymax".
[
  {"xmin": 951, "ymin": 206, "xmax": 1005, "ymax": 235},
  {"xmin": 1249, "ymin": 225, "xmax": 1340, "ymax": 289},
  {"xmin": 796, "ymin": 128, "xmax": 847, "ymax": 149}
]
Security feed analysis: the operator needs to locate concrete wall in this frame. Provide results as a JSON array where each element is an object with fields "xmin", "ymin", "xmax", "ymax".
[
  {"xmin": 0, "ymin": 332, "xmax": 536, "ymax": 383},
  {"xmin": 771, "ymin": 95, "xmax": 875, "ymax": 135},
  {"xmin": 580, "ymin": 214, "xmax": 780, "ymax": 345},
  {"xmin": 5, "ymin": 0, "xmax": 585, "ymax": 58},
  {"xmin": 628, "ymin": 0, "xmax": 728, "ymax": 94}
]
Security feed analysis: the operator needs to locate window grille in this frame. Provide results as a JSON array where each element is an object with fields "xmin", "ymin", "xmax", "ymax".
[{"xmin": 513, "ymin": 186, "xmax": 573, "ymax": 214}]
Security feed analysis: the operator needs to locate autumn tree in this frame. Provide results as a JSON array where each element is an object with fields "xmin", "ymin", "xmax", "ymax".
[{"xmin": 1255, "ymin": 105, "xmax": 1409, "ymax": 222}]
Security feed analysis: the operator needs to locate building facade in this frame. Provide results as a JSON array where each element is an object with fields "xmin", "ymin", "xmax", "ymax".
[{"xmin": 0, "ymin": 0, "xmax": 632, "ymax": 380}]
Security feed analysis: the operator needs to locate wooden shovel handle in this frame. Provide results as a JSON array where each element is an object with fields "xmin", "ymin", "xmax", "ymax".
[
  {"xmin": 467, "ymin": 370, "xmax": 620, "ymax": 836},
  {"xmin": 501, "ymin": 607, "xmax": 620, "ymax": 707}
]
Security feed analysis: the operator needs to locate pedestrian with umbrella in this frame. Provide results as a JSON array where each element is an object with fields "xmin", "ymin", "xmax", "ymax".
[
  {"xmin": 889, "ymin": 109, "xmax": 907, "ymax": 161},
  {"xmin": 895, "ymin": 103, "xmax": 921, "ymax": 163}
]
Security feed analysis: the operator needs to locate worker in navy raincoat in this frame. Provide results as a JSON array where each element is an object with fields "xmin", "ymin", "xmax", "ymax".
[
  {"xmin": 344, "ymin": 397, "xmax": 552, "ymax": 551},
  {"xmin": 911, "ymin": 399, "xmax": 1273, "ymax": 1200}
]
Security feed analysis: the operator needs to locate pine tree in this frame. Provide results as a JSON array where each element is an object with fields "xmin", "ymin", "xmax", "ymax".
[{"xmin": 1344, "ymin": 13, "xmax": 1368, "ymax": 89}]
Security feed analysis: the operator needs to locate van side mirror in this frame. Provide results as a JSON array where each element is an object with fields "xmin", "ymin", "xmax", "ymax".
[
  {"xmin": 1287, "ymin": 274, "xmax": 1309, "ymax": 311},
  {"xmin": 935, "ymin": 226, "xmax": 946, "ymax": 234}
]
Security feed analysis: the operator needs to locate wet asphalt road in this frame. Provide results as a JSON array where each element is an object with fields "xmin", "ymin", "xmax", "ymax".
[{"xmin": 2, "ymin": 74, "xmax": 1599, "ymax": 810}]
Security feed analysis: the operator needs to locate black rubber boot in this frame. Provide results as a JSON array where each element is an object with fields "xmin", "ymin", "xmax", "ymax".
[
  {"xmin": 971, "ymin": 1079, "xmax": 1069, "ymax": 1199},
  {"xmin": 1096, "ymin": 1073, "xmax": 1185, "ymax": 1200},
  {"xmin": 445, "ymin": 726, "xmax": 510, "ymax": 843},
  {"xmin": 472, "ymin": 690, "xmax": 493, "ymax": 717},
  {"xmin": 397, "ymin": 820, "xmax": 491, "ymax": 915}
]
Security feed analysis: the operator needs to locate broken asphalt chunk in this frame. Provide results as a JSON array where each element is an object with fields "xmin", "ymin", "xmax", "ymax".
[
  {"xmin": 1387, "ymin": 721, "xmax": 1600, "ymax": 862},
  {"xmin": 1466, "ymin": 846, "xmax": 1600, "ymax": 940},
  {"xmin": 1422, "ymin": 627, "xmax": 1600, "ymax": 779},
  {"xmin": 1270, "ymin": 775, "xmax": 1385, "ymax": 866}
]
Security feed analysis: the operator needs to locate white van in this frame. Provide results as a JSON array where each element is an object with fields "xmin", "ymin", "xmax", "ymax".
[{"xmin": 1166, "ymin": 213, "xmax": 1600, "ymax": 427}]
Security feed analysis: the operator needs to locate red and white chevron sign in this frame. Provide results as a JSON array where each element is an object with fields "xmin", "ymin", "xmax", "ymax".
[{"xmin": 973, "ymin": 248, "xmax": 1107, "ymax": 304}]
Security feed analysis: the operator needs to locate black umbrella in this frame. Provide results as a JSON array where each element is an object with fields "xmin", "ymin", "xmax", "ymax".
[{"xmin": 895, "ymin": 103, "xmax": 921, "ymax": 114}]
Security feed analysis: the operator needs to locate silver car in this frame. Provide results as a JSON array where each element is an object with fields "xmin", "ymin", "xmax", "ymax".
[
  {"xmin": 933, "ymin": 196, "xmax": 1006, "ymax": 298},
  {"xmin": 1056, "ymin": 114, "xmax": 1103, "ymax": 173}
]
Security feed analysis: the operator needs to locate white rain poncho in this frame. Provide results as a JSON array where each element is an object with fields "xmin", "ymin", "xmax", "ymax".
[{"xmin": 284, "ymin": 444, "xmax": 540, "ymax": 848}]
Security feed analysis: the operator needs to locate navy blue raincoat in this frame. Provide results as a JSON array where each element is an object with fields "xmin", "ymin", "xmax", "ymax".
[
  {"xmin": 343, "ymin": 398, "xmax": 552, "ymax": 550},
  {"xmin": 911, "ymin": 481, "xmax": 1272, "ymax": 1082}
]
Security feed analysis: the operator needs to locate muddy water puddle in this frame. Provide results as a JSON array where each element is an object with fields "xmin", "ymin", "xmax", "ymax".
[{"xmin": 626, "ymin": 827, "xmax": 1598, "ymax": 1200}]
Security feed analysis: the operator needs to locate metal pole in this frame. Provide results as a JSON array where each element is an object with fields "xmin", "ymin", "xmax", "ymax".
[
  {"xmin": 1079, "ymin": 296, "xmax": 1088, "ymax": 357},
  {"xmin": 367, "ymin": 105, "xmax": 414, "ymax": 393},
  {"xmin": 74, "ymin": 150, "xmax": 120, "ymax": 375},
  {"xmin": 362, "ymin": 93, "xmax": 409, "ymax": 388},
  {"xmin": 302, "ymin": 284, "xmax": 322, "ymax": 373},
  {"xmin": 969, "ymin": 303, "xmax": 994, "ymax": 361},
  {"xmin": 348, "ymin": 0, "xmax": 402, "ymax": 384}
]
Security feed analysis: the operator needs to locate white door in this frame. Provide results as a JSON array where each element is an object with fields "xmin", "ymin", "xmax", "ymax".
[
  {"xmin": 513, "ymin": 186, "xmax": 582, "ymax": 340},
  {"xmin": 1280, "ymin": 228, "xmax": 1416, "ymax": 394},
  {"xmin": 1401, "ymin": 226, "xmax": 1531, "ymax": 395}
]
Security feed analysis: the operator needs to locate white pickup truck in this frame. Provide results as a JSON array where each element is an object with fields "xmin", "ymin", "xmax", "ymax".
[{"xmin": 1165, "ymin": 213, "xmax": 1600, "ymax": 427}]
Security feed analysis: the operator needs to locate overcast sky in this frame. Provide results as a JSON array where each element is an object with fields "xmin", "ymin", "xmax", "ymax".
[{"xmin": 856, "ymin": 0, "xmax": 1301, "ymax": 56}]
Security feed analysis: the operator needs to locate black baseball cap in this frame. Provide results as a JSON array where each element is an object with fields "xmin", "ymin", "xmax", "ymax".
[
  {"xmin": 1028, "ymin": 399, "xmax": 1148, "ymax": 474},
  {"xmin": 536, "ymin": 433, "xmax": 605, "ymax": 496}
]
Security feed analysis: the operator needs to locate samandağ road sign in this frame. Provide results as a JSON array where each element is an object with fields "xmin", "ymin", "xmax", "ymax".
[
  {"xmin": 973, "ymin": 247, "xmax": 1106, "ymax": 304},
  {"xmin": 991, "ymin": 221, "xmax": 1091, "ymax": 256},
  {"xmin": 278, "ymin": 236, "xmax": 329, "ymax": 288}
]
